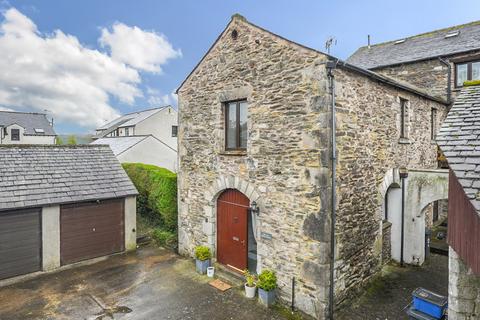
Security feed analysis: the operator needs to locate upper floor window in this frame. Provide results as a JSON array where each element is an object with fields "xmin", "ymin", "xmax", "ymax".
[
  {"xmin": 455, "ymin": 61, "xmax": 480, "ymax": 87},
  {"xmin": 11, "ymin": 128, "xmax": 20, "ymax": 141},
  {"xmin": 225, "ymin": 100, "xmax": 247, "ymax": 150},
  {"xmin": 172, "ymin": 125, "xmax": 178, "ymax": 137},
  {"xmin": 400, "ymin": 98, "xmax": 408, "ymax": 139}
]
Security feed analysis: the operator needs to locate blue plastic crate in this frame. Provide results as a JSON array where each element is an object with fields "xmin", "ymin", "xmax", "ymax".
[{"xmin": 412, "ymin": 288, "xmax": 447, "ymax": 319}]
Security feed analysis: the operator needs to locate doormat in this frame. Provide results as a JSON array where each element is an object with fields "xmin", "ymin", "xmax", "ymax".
[{"xmin": 209, "ymin": 279, "xmax": 232, "ymax": 292}]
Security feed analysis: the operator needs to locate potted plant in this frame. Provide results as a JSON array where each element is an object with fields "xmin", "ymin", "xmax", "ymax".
[
  {"xmin": 194, "ymin": 245, "xmax": 211, "ymax": 274},
  {"xmin": 257, "ymin": 269, "xmax": 277, "ymax": 306},
  {"xmin": 244, "ymin": 269, "xmax": 257, "ymax": 298}
]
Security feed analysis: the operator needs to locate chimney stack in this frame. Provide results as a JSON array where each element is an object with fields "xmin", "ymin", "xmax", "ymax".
[{"xmin": 368, "ymin": 35, "xmax": 371, "ymax": 48}]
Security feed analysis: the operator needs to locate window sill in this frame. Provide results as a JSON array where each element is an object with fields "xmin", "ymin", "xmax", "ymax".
[
  {"xmin": 398, "ymin": 138, "xmax": 411, "ymax": 145},
  {"xmin": 218, "ymin": 150, "xmax": 247, "ymax": 156}
]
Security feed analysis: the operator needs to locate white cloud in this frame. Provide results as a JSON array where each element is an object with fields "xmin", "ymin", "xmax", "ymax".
[
  {"xmin": 0, "ymin": 8, "xmax": 181, "ymax": 128},
  {"xmin": 99, "ymin": 22, "xmax": 181, "ymax": 73},
  {"xmin": 146, "ymin": 87, "xmax": 178, "ymax": 107}
]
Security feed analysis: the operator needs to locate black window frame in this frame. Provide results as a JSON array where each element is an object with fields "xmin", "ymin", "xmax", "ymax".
[
  {"xmin": 400, "ymin": 98, "xmax": 408, "ymax": 139},
  {"xmin": 224, "ymin": 99, "xmax": 247, "ymax": 151},
  {"xmin": 11, "ymin": 128, "xmax": 20, "ymax": 141},
  {"xmin": 171, "ymin": 125, "xmax": 178, "ymax": 137},
  {"xmin": 455, "ymin": 60, "xmax": 480, "ymax": 87}
]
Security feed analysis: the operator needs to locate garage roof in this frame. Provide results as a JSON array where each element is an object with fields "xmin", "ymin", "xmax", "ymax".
[{"xmin": 0, "ymin": 145, "xmax": 138, "ymax": 211}]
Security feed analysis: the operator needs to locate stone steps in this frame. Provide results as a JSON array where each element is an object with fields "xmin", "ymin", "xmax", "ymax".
[{"xmin": 213, "ymin": 263, "xmax": 245, "ymax": 288}]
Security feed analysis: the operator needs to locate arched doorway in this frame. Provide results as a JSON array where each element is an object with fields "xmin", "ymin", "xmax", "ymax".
[{"xmin": 217, "ymin": 189, "xmax": 257, "ymax": 273}]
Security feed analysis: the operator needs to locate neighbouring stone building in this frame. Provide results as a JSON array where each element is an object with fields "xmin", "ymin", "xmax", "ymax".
[
  {"xmin": 176, "ymin": 15, "xmax": 448, "ymax": 319},
  {"xmin": 348, "ymin": 20, "xmax": 480, "ymax": 103},
  {"xmin": 437, "ymin": 85, "xmax": 480, "ymax": 319}
]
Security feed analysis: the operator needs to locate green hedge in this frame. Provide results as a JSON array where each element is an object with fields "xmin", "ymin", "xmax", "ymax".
[{"xmin": 122, "ymin": 163, "xmax": 177, "ymax": 232}]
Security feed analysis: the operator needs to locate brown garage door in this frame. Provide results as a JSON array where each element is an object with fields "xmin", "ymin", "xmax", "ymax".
[
  {"xmin": 60, "ymin": 199, "xmax": 124, "ymax": 265},
  {"xmin": 0, "ymin": 208, "xmax": 42, "ymax": 280}
]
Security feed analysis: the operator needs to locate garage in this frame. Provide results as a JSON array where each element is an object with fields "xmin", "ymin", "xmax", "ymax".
[
  {"xmin": 0, "ymin": 145, "xmax": 138, "ymax": 281},
  {"xmin": 60, "ymin": 199, "xmax": 125, "ymax": 265},
  {"xmin": 0, "ymin": 208, "xmax": 42, "ymax": 280}
]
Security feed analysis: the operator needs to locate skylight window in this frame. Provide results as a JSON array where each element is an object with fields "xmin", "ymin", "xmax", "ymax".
[
  {"xmin": 445, "ymin": 31, "xmax": 460, "ymax": 38},
  {"xmin": 394, "ymin": 39, "xmax": 406, "ymax": 44},
  {"xmin": 34, "ymin": 128, "xmax": 45, "ymax": 134}
]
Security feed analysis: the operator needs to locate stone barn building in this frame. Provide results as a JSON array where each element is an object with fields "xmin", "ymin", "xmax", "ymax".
[{"xmin": 176, "ymin": 15, "xmax": 448, "ymax": 318}]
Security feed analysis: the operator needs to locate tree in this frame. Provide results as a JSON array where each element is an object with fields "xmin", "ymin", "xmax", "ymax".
[
  {"xmin": 55, "ymin": 136, "xmax": 63, "ymax": 145},
  {"xmin": 67, "ymin": 135, "xmax": 77, "ymax": 145}
]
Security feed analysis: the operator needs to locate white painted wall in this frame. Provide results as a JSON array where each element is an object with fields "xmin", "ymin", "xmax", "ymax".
[
  {"xmin": 42, "ymin": 205, "xmax": 60, "ymax": 271},
  {"xmin": 124, "ymin": 196, "xmax": 137, "ymax": 251},
  {"xmin": 134, "ymin": 107, "xmax": 177, "ymax": 150},
  {"xmin": 385, "ymin": 169, "xmax": 449, "ymax": 265},
  {"xmin": 117, "ymin": 136, "xmax": 178, "ymax": 172},
  {"xmin": 0, "ymin": 124, "xmax": 56, "ymax": 145},
  {"xmin": 387, "ymin": 187, "xmax": 402, "ymax": 262}
]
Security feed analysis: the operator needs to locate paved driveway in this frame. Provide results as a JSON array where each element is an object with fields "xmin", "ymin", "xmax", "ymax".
[
  {"xmin": 336, "ymin": 254, "xmax": 448, "ymax": 320},
  {"xmin": 0, "ymin": 246, "xmax": 290, "ymax": 320}
]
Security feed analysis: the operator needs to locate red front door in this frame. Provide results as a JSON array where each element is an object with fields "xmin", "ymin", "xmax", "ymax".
[{"xmin": 217, "ymin": 189, "xmax": 249, "ymax": 272}]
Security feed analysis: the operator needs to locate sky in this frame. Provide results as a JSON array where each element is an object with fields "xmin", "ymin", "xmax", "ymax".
[{"xmin": 2, "ymin": 0, "xmax": 480, "ymax": 134}]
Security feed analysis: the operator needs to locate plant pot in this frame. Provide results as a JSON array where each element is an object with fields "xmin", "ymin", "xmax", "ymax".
[
  {"xmin": 207, "ymin": 267, "xmax": 215, "ymax": 277},
  {"xmin": 245, "ymin": 283, "xmax": 256, "ymax": 298},
  {"xmin": 258, "ymin": 288, "xmax": 276, "ymax": 306},
  {"xmin": 195, "ymin": 259, "xmax": 210, "ymax": 274}
]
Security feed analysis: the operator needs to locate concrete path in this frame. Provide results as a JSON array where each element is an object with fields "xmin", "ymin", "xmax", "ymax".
[
  {"xmin": 336, "ymin": 253, "xmax": 448, "ymax": 320},
  {"xmin": 0, "ymin": 246, "xmax": 291, "ymax": 320}
]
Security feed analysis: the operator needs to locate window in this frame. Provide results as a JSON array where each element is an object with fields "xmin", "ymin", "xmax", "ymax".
[
  {"xmin": 11, "ymin": 128, "xmax": 20, "ymax": 141},
  {"xmin": 171, "ymin": 125, "xmax": 178, "ymax": 137},
  {"xmin": 225, "ymin": 100, "xmax": 247, "ymax": 150},
  {"xmin": 125, "ymin": 127, "xmax": 129, "ymax": 136},
  {"xmin": 400, "ymin": 98, "xmax": 408, "ymax": 139},
  {"xmin": 431, "ymin": 108, "xmax": 437, "ymax": 140},
  {"xmin": 455, "ymin": 61, "xmax": 480, "ymax": 87}
]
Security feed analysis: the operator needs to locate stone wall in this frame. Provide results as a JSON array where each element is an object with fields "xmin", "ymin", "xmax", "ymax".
[
  {"xmin": 374, "ymin": 49, "xmax": 480, "ymax": 103},
  {"xmin": 333, "ymin": 66, "xmax": 447, "ymax": 303},
  {"xmin": 449, "ymin": 247, "xmax": 480, "ymax": 319},
  {"xmin": 375, "ymin": 59, "xmax": 449, "ymax": 100},
  {"xmin": 177, "ymin": 16, "xmax": 332, "ymax": 318}
]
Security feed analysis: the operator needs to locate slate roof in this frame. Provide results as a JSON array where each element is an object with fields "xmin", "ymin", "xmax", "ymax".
[
  {"xmin": 91, "ymin": 135, "xmax": 150, "ymax": 155},
  {"xmin": 0, "ymin": 145, "xmax": 138, "ymax": 211},
  {"xmin": 92, "ymin": 135, "xmax": 177, "ymax": 154},
  {"xmin": 97, "ymin": 107, "xmax": 167, "ymax": 131},
  {"xmin": 0, "ymin": 111, "xmax": 56, "ymax": 135},
  {"xmin": 347, "ymin": 20, "xmax": 480, "ymax": 69},
  {"xmin": 437, "ymin": 85, "xmax": 480, "ymax": 213}
]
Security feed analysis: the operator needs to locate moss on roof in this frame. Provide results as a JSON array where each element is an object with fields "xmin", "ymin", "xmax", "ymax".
[{"xmin": 464, "ymin": 79, "xmax": 480, "ymax": 87}]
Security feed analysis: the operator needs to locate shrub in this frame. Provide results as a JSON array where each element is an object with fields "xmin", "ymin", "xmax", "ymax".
[
  {"xmin": 152, "ymin": 228, "xmax": 176, "ymax": 246},
  {"xmin": 244, "ymin": 269, "xmax": 257, "ymax": 287},
  {"xmin": 257, "ymin": 269, "xmax": 277, "ymax": 292},
  {"xmin": 194, "ymin": 246, "xmax": 211, "ymax": 261},
  {"xmin": 122, "ymin": 163, "xmax": 177, "ymax": 231}
]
